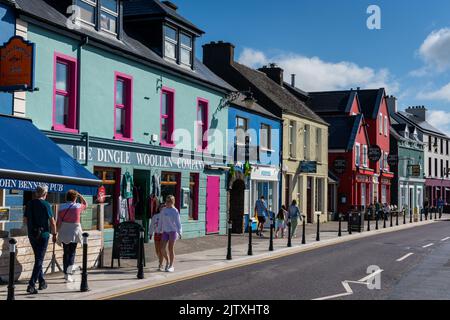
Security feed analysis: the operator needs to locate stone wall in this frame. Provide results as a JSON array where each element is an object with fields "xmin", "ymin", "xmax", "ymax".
[{"xmin": 0, "ymin": 231, "xmax": 103, "ymax": 282}]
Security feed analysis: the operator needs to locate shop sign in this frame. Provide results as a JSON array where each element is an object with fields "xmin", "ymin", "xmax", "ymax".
[
  {"xmin": 0, "ymin": 207, "xmax": 10, "ymax": 222},
  {"xmin": 0, "ymin": 178, "xmax": 65, "ymax": 192},
  {"xmin": 410, "ymin": 165, "xmax": 421, "ymax": 177},
  {"xmin": 387, "ymin": 154, "xmax": 399, "ymax": 167},
  {"xmin": 300, "ymin": 161, "xmax": 317, "ymax": 174},
  {"xmin": 251, "ymin": 167, "xmax": 279, "ymax": 182},
  {"xmin": 112, "ymin": 222, "xmax": 141, "ymax": 263},
  {"xmin": 68, "ymin": 146, "xmax": 209, "ymax": 171},
  {"xmin": 333, "ymin": 158, "xmax": 347, "ymax": 174},
  {"xmin": 356, "ymin": 175, "xmax": 370, "ymax": 183},
  {"xmin": 97, "ymin": 185, "xmax": 106, "ymax": 203},
  {"xmin": 0, "ymin": 36, "xmax": 35, "ymax": 92},
  {"xmin": 381, "ymin": 178, "xmax": 391, "ymax": 185},
  {"xmin": 368, "ymin": 146, "xmax": 382, "ymax": 162}
]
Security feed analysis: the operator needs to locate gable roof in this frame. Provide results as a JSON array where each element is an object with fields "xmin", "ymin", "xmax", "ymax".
[
  {"xmin": 308, "ymin": 90, "xmax": 359, "ymax": 115},
  {"xmin": 231, "ymin": 62, "xmax": 328, "ymax": 125},
  {"xmin": 231, "ymin": 93, "xmax": 281, "ymax": 121},
  {"xmin": 357, "ymin": 88, "xmax": 385, "ymax": 119},
  {"xmin": 123, "ymin": 0, "xmax": 204, "ymax": 35},
  {"xmin": 321, "ymin": 114, "xmax": 364, "ymax": 151},
  {"xmin": 392, "ymin": 111, "xmax": 448, "ymax": 138},
  {"xmin": 10, "ymin": 0, "xmax": 233, "ymax": 93}
]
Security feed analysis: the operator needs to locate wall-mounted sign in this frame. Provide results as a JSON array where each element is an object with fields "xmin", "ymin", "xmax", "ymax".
[
  {"xmin": 0, "ymin": 36, "xmax": 35, "ymax": 92},
  {"xmin": 97, "ymin": 185, "xmax": 106, "ymax": 203},
  {"xmin": 387, "ymin": 154, "xmax": 399, "ymax": 167},
  {"xmin": 410, "ymin": 165, "xmax": 421, "ymax": 177},
  {"xmin": 333, "ymin": 158, "xmax": 347, "ymax": 174},
  {"xmin": 300, "ymin": 161, "xmax": 317, "ymax": 174},
  {"xmin": 368, "ymin": 146, "xmax": 382, "ymax": 162},
  {"xmin": 0, "ymin": 207, "xmax": 10, "ymax": 222}
]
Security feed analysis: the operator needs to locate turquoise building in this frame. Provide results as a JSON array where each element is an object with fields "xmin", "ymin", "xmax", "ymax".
[{"xmin": 3, "ymin": 0, "xmax": 234, "ymax": 245}]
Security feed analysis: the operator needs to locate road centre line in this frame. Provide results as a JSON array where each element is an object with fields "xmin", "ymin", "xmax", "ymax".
[
  {"xmin": 441, "ymin": 237, "xmax": 450, "ymax": 242},
  {"xmin": 422, "ymin": 243, "xmax": 434, "ymax": 248},
  {"xmin": 396, "ymin": 253, "xmax": 414, "ymax": 262}
]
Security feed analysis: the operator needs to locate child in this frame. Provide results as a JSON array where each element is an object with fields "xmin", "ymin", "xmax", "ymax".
[
  {"xmin": 275, "ymin": 205, "xmax": 288, "ymax": 239},
  {"xmin": 149, "ymin": 207, "xmax": 165, "ymax": 271}
]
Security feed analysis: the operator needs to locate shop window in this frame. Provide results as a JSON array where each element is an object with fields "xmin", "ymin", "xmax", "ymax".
[
  {"xmin": 114, "ymin": 73, "xmax": 133, "ymax": 141},
  {"xmin": 161, "ymin": 172, "xmax": 181, "ymax": 210},
  {"xmin": 53, "ymin": 53, "xmax": 78, "ymax": 133},
  {"xmin": 161, "ymin": 88, "xmax": 175, "ymax": 147},
  {"xmin": 196, "ymin": 99, "xmax": 208, "ymax": 151},
  {"xmin": 260, "ymin": 124, "xmax": 272, "ymax": 150},
  {"xmin": 94, "ymin": 167, "xmax": 119, "ymax": 229},
  {"xmin": 189, "ymin": 173, "xmax": 199, "ymax": 220}
]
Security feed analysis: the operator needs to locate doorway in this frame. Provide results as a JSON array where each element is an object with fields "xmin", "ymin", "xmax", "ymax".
[
  {"xmin": 230, "ymin": 179, "xmax": 245, "ymax": 234},
  {"xmin": 134, "ymin": 170, "xmax": 151, "ymax": 241},
  {"xmin": 206, "ymin": 176, "xmax": 220, "ymax": 234},
  {"xmin": 307, "ymin": 177, "xmax": 313, "ymax": 223}
]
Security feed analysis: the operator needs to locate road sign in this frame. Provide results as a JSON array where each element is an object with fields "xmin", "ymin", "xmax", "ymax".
[
  {"xmin": 368, "ymin": 146, "xmax": 382, "ymax": 162},
  {"xmin": 0, "ymin": 36, "xmax": 35, "ymax": 92}
]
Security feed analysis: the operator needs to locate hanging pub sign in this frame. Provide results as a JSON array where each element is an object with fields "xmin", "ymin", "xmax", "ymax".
[
  {"xmin": 96, "ymin": 185, "xmax": 106, "ymax": 203},
  {"xmin": 387, "ymin": 154, "xmax": 399, "ymax": 167},
  {"xmin": 0, "ymin": 36, "xmax": 35, "ymax": 92},
  {"xmin": 333, "ymin": 158, "xmax": 347, "ymax": 174},
  {"xmin": 368, "ymin": 145, "xmax": 382, "ymax": 162}
]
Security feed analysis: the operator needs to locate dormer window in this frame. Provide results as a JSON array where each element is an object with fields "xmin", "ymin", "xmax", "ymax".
[
  {"xmin": 163, "ymin": 24, "xmax": 194, "ymax": 68},
  {"xmin": 75, "ymin": 0, "xmax": 119, "ymax": 36}
]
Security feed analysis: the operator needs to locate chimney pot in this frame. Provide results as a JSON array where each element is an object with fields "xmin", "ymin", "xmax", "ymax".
[
  {"xmin": 291, "ymin": 74, "xmax": 296, "ymax": 87},
  {"xmin": 258, "ymin": 63, "xmax": 284, "ymax": 87}
]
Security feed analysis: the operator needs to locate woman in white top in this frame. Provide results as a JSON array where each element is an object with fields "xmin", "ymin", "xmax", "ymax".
[
  {"xmin": 149, "ymin": 204, "xmax": 165, "ymax": 271},
  {"xmin": 160, "ymin": 195, "xmax": 182, "ymax": 273}
]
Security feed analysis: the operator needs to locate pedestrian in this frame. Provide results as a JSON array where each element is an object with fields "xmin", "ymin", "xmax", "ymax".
[
  {"xmin": 288, "ymin": 200, "xmax": 301, "ymax": 238},
  {"xmin": 56, "ymin": 190, "xmax": 87, "ymax": 283},
  {"xmin": 149, "ymin": 202, "xmax": 165, "ymax": 271},
  {"xmin": 23, "ymin": 185, "xmax": 57, "ymax": 294},
  {"xmin": 254, "ymin": 196, "xmax": 269, "ymax": 237},
  {"xmin": 160, "ymin": 195, "xmax": 182, "ymax": 273},
  {"xmin": 275, "ymin": 205, "xmax": 288, "ymax": 239},
  {"xmin": 437, "ymin": 197, "xmax": 445, "ymax": 219}
]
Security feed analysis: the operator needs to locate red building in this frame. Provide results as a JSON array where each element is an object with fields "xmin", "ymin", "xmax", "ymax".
[{"xmin": 308, "ymin": 89, "xmax": 393, "ymax": 213}]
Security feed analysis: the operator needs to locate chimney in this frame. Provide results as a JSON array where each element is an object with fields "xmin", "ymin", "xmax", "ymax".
[
  {"xmin": 386, "ymin": 95, "xmax": 398, "ymax": 115},
  {"xmin": 405, "ymin": 105, "xmax": 427, "ymax": 121},
  {"xmin": 203, "ymin": 41, "xmax": 235, "ymax": 70},
  {"xmin": 162, "ymin": 1, "xmax": 178, "ymax": 11},
  {"xmin": 258, "ymin": 63, "xmax": 284, "ymax": 86},
  {"xmin": 291, "ymin": 74, "xmax": 296, "ymax": 87}
]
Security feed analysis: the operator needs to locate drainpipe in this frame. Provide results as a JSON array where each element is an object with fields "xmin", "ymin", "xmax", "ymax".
[{"xmin": 78, "ymin": 37, "xmax": 89, "ymax": 166}]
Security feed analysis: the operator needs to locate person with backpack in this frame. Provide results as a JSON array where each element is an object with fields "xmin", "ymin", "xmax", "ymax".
[
  {"xmin": 56, "ymin": 190, "xmax": 87, "ymax": 283},
  {"xmin": 23, "ymin": 186, "xmax": 57, "ymax": 294}
]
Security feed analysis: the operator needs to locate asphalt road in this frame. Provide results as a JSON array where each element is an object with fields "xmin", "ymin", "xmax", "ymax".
[{"xmin": 111, "ymin": 220, "xmax": 450, "ymax": 300}]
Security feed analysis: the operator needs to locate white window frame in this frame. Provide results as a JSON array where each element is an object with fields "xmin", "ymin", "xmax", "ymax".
[
  {"xmin": 355, "ymin": 143, "xmax": 361, "ymax": 167},
  {"xmin": 164, "ymin": 24, "xmax": 178, "ymax": 62},
  {"xmin": 76, "ymin": 0, "xmax": 97, "ymax": 27},
  {"xmin": 289, "ymin": 121, "xmax": 296, "ymax": 159},
  {"xmin": 362, "ymin": 145, "xmax": 368, "ymax": 167},
  {"xmin": 379, "ymin": 113, "xmax": 383, "ymax": 134},
  {"xmin": 304, "ymin": 124, "xmax": 310, "ymax": 160},
  {"xmin": 384, "ymin": 116, "xmax": 388, "ymax": 136},
  {"xmin": 179, "ymin": 32, "xmax": 193, "ymax": 68},
  {"xmin": 315, "ymin": 127, "xmax": 322, "ymax": 162},
  {"xmin": 260, "ymin": 123, "xmax": 272, "ymax": 151}
]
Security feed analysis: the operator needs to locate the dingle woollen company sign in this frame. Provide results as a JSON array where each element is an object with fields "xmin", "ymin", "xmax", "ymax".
[{"xmin": 0, "ymin": 36, "xmax": 35, "ymax": 92}]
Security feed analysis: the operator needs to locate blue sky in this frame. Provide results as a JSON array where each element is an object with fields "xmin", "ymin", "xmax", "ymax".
[{"xmin": 176, "ymin": 0, "xmax": 450, "ymax": 133}]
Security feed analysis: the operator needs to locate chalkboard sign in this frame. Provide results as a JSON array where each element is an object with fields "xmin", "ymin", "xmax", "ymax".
[{"xmin": 112, "ymin": 222, "xmax": 142, "ymax": 266}]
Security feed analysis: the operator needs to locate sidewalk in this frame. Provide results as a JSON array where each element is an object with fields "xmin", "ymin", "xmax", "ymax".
[{"xmin": 0, "ymin": 216, "xmax": 444, "ymax": 300}]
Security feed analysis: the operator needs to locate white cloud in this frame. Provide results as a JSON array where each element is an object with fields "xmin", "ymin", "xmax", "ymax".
[
  {"xmin": 418, "ymin": 28, "xmax": 450, "ymax": 72},
  {"xmin": 418, "ymin": 83, "xmax": 450, "ymax": 102},
  {"xmin": 237, "ymin": 48, "xmax": 399, "ymax": 93},
  {"xmin": 427, "ymin": 110, "xmax": 450, "ymax": 136}
]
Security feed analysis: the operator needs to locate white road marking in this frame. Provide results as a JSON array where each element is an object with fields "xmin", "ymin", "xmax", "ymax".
[
  {"xmin": 313, "ymin": 269, "xmax": 384, "ymax": 301},
  {"xmin": 441, "ymin": 237, "xmax": 450, "ymax": 242},
  {"xmin": 422, "ymin": 243, "xmax": 434, "ymax": 248},
  {"xmin": 396, "ymin": 253, "xmax": 414, "ymax": 262}
]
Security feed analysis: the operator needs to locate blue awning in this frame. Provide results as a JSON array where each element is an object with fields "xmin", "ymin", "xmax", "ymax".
[{"xmin": 0, "ymin": 115, "xmax": 101, "ymax": 195}]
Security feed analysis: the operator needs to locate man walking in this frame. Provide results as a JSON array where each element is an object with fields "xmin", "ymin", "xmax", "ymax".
[
  {"xmin": 437, "ymin": 197, "xmax": 445, "ymax": 219},
  {"xmin": 23, "ymin": 186, "xmax": 57, "ymax": 294},
  {"xmin": 254, "ymin": 196, "xmax": 269, "ymax": 237},
  {"xmin": 288, "ymin": 200, "xmax": 302, "ymax": 238}
]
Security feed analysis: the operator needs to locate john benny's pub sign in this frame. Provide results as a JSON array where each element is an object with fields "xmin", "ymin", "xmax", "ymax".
[{"xmin": 63, "ymin": 145, "xmax": 218, "ymax": 171}]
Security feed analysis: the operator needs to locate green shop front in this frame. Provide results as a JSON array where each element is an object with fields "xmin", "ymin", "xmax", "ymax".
[{"xmin": 52, "ymin": 133, "xmax": 228, "ymax": 246}]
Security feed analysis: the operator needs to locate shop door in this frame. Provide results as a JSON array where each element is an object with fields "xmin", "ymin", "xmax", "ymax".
[
  {"xmin": 134, "ymin": 170, "xmax": 151, "ymax": 241},
  {"xmin": 230, "ymin": 179, "xmax": 245, "ymax": 234},
  {"xmin": 206, "ymin": 176, "xmax": 220, "ymax": 234}
]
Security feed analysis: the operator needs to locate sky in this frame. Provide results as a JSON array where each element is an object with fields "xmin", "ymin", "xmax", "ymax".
[{"xmin": 175, "ymin": 0, "xmax": 450, "ymax": 134}]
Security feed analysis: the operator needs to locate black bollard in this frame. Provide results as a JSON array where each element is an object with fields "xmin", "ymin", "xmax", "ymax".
[
  {"xmin": 348, "ymin": 214, "xmax": 353, "ymax": 235},
  {"xmin": 358, "ymin": 213, "xmax": 362, "ymax": 233},
  {"xmin": 287, "ymin": 218, "xmax": 292, "ymax": 248},
  {"xmin": 226, "ymin": 220, "xmax": 232, "ymax": 260},
  {"xmin": 248, "ymin": 218, "xmax": 253, "ymax": 255},
  {"xmin": 316, "ymin": 214, "xmax": 321, "ymax": 242},
  {"xmin": 137, "ymin": 228, "xmax": 145, "ymax": 280},
  {"xmin": 338, "ymin": 214, "xmax": 342, "ymax": 237},
  {"xmin": 7, "ymin": 238, "xmax": 17, "ymax": 301},
  {"xmin": 376, "ymin": 211, "xmax": 379, "ymax": 230},
  {"xmin": 80, "ymin": 233, "xmax": 90, "ymax": 292},
  {"xmin": 410, "ymin": 209, "xmax": 413, "ymax": 223},
  {"xmin": 396, "ymin": 211, "xmax": 399, "ymax": 226},
  {"xmin": 383, "ymin": 212, "xmax": 387, "ymax": 229},
  {"xmin": 404, "ymin": 209, "xmax": 407, "ymax": 224},
  {"xmin": 420, "ymin": 210, "xmax": 423, "ymax": 222},
  {"xmin": 302, "ymin": 215, "xmax": 306, "ymax": 244},
  {"xmin": 269, "ymin": 217, "xmax": 274, "ymax": 252},
  {"xmin": 390, "ymin": 210, "xmax": 393, "ymax": 227},
  {"xmin": 367, "ymin": 211, "xmax": 371, "ymax": 232}
]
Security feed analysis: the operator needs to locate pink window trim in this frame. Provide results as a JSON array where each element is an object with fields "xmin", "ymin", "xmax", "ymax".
[
  {"xmin": 52, "ymin": 53, "xmax": 79, "ymax": 134},
  {"xmin": 114, "ymin": 72, "xmax": 134, "ymax": 142},
  {"xmin": 196, "ymin": 97, "xmax": 209, "ymax": 152},
  {"xmin": 160, "ymin": 86, "xmax": 176, "ymax": 148}
]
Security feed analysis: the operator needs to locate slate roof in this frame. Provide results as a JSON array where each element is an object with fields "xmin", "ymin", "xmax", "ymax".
[
  {"xmin": 123, "ymin": 0, "xmax": 204, "ymax": 35},
  {"xmin": 231, "ymin": 93, "xmax": 281, "ymax": 121},
  {"xmin": 308, "ymin": 91, "xmax": 356, "ymax": 115},
  {"xmin": 321, "ymin": 114, "xmax": 363, "ymax": 151},
  {"xmin": 357, "ymin": 89, "xmax": 385, "ymax": 119},
  {"xmin": 283, "ymin": 82, "xmax": 310, "ymax": 102},
  {"xmin": 10, "ymin": 0, "xmax": 233, "ymax": 92},
  {"xmin": 231, "ymin": 62, "xmax": 328, "ymax": 125},
  {"xmin": 392, "ymin": 111, "xmax": 448, "ymax": 138}
]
